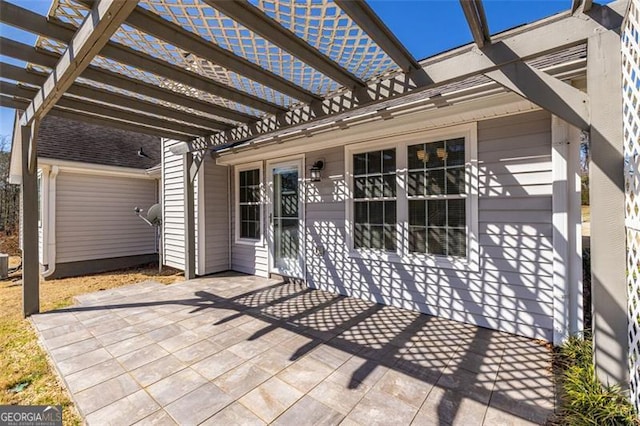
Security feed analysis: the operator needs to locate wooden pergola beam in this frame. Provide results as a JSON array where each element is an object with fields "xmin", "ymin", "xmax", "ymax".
[
  {"xmin": 572, "ymin": 0, "xmax": 593, "ymax": 13},
  {"xmin": 0, "ymin": 81, "xmax": 206, "ymax": 138},
  {"xmin": 0, "ymin": 62, "xmax": 229, "ymax": 132},
  {"xmin": 19, "ymin": 0, "xmax": 138, "ymax": 126},
  {"xmin": 334, "ymin": 0, "xmax": 422, "ymax": 74},
  {"xmin": 0, "ymin": 36, "xmax": 254, "ymax": 124},
  {"xmin": 459, "ymin": 0, "xmax": 491, "ymax": 48},
  {"xmin": 0, "ymin": 1, "xmax": 286, "ymax": 115},
  {"xmin": 1, "ymin": 95, "xmax": 191, "ymax": 141},
  {"xmin": 206, "ymin": 0, "xmax": 366, "ymax": 91}
]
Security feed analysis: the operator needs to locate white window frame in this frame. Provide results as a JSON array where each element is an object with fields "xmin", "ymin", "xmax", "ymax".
[
  {"xmin": 345, "ymin": 122, "xmax": 479, "ymax": 271},
  {"xmin": 234, "ymin": 161, "xmax": 264, "ymax": 246}
]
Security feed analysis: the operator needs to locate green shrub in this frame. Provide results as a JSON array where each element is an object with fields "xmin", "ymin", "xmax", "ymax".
[{"xmin": 556, "ymin": 334, "xmax": 638, "ymax": 425}]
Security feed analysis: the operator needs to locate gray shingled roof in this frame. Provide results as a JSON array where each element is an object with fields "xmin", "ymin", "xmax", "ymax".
[{"xmin": 37, "ymin": 115, "xmax": 161, "ymax": 170}]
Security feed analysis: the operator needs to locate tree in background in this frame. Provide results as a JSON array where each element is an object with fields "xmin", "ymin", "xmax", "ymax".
[
  {"xmin": 580, "ymin": 131, "xmax": 589, "ymax": 206},
  {"xmin": 0, "ymin": 135, "xmax": 19, "ymax": 234}
]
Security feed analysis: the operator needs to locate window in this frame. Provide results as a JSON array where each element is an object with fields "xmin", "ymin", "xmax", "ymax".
[
  {"xmin": 352, "ymin": 149, "xmax": 396, "ymax": 251},
  {"xmin": 236, "ymin": 163, "xmax": 262, "ymax": 242},
  {"xmin": 407, "ymin": 138, "xmax": 466, "ymax": 257},
  {"xmin": 346, "ymin": 123, "xmax": 478, "ymax": 269}
]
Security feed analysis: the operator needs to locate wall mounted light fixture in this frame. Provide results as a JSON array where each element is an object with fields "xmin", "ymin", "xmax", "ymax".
[{"xmin": 310, "ymin": 160, "xmax": 325, "ymax": 182}]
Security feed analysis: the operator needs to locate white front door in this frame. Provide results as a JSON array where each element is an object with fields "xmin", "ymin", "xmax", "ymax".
[{"xmin": 268, "ymin": 159, "xmax": 304, "ymax": 278}]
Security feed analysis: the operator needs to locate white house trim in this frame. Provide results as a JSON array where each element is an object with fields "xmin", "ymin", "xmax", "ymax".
[
  {"xmin": 234, "ymin": 161, "xmax": 265, "ymax": 247},
  {"xmin": 216, "ymin": 92, "xmax": 539, "ymax": 166},
  {"xmin": 38, "ymin": 157, "xmax": 157, "ymax": 179},
  {"xmin": 196, "ymin": 158, "xmax": 206, "ymax": 276},
  {"xmin": 551, "ymin": 115, "xmax": 583, "ymax": 345},
  {"xmin": 265, "ymin": 154, "xmax": 306, "ymax": 279}
]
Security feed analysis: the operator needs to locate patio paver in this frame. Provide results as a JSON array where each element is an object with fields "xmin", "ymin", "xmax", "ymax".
[{"xmin": 31, "ymin": 272, "xmax": 557, "ymax": 425}]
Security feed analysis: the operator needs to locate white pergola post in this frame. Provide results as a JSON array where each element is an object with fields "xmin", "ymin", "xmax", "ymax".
[{"xmin": 588, "ymin": 30, "xmax": 628, "ymax": 387}]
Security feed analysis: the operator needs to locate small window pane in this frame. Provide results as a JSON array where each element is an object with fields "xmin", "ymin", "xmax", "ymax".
[
  {"xmin": 408, "ymin": 171, "xmax": 425, "ymax": 196},
  {"xmin": 426, "ymin": 141, "xmax": 445, "ymax": 168},
  {"xmin": 384, "ymin": 225, "xmax": 396, "ymax": 251},
  {"xmin": 428, "ymin": 200, "xmax": 446, "ymax": 227},
  {"xmin": 409, "ymin": 200, "xmax": 426, "ymax": 226},
  {"xmin": 408, "ymin": 143, "xmax": 424, "ymax": 170},
  {"xmin": 448, "ymin": 229, "xmax": 466, "ymax": 257},
  {"xmin": 355, "ymin": 224, "xmax": 368, "ymax": 248},
  {"xmin": 446, "ymin": 167, "xmax": 465, "ymax": 195},
  {"xmin": 354, "ymin": 177, "xmax": 366, "ymax": 199},
  {"xmin": 446, "ymin": 138, "xmax": 465, "ymax": 166},
  {"xmin": 384, "ymin": 201, "xmax": 396, "ymax": 225},
  {"xmin": 369, "ymin": 201, "xmax": 383, "ymax": 224},
  {"xmin": 448, "ymin": 199, "xmax": 466, "ymax": 228},
  {"xmin": 383, "ymin": 149, "xmax": 396, "ymax": 173},
  {"xmin": 368, "ymin": 151, "xmax": 381, "ymax": 174},
  {"xmin": 428, "ymin": 227, "xmax": 446, "ymax": 255},
  {"xmin": 383, "ymin": 175, "xmax": 396, "ymax": 197},
  {"xmin": 370, "ymin": 226, "xmax": 383, "ymax": 249},
  {"xmin": 355, "ymin": 202, "xmax": 368, "ymax": 223},
  {"xmin": 426, "ymin": 169, "xmax": 444, "ymax": 195},
  {"xmin": 409, "ymin": 227, "xmax": 426, "ymax": 253},
  {"xmin": 250, "ymin": 169, "xmax": 260, "ymax": 185},
  {"xmin": 354, "ymin": 153, "xmax": 367, "ymax": 175}
]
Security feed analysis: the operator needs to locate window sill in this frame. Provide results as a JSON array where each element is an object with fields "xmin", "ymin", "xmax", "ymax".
[
  {"xmin": 235, "ymin": 238, "xmax": 264, "ymax": 247},
  {"xmin": 348, "ymin": 249, "xmax": 479, "ymax": 272}
]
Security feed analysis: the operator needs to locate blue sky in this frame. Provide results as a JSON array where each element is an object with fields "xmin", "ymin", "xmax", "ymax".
[{"xmin": 0, "ymin": 0, "xmax": 583, "ymax": 146}]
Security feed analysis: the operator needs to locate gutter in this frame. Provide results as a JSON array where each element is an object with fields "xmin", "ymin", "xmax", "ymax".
[{"xmin": 42, "ymin": 166, "xmax": 59, "ymax": 278}]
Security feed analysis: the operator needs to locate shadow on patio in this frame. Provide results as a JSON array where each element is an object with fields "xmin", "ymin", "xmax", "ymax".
[{"xmin": 32, "ymin": 273, "xmax": 555, "ymax": 425}]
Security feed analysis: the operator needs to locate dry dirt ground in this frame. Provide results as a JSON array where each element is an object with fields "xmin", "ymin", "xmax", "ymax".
[{"xmin": 0, "ymin": 257, "xmax": 183, "ymax": 425}]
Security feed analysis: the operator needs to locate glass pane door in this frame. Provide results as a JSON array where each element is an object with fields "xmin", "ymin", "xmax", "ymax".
[{"xmin": 271, "ymin": 163, "xmax": 303, "ymax": 277}]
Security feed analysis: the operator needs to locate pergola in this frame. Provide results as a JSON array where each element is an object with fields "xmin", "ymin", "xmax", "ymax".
[{"xmin": 0, "ymin": 0, "xmax": 628, "ymax": 391}]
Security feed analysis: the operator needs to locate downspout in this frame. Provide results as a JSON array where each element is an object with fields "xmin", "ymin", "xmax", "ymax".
[
  {"xmin": 228, "ymin": 165, "xmax": 232, "ymax": 270},
  {"xmin": 42, "ymin": 166, "xmax": 59, "ymax": 278}
]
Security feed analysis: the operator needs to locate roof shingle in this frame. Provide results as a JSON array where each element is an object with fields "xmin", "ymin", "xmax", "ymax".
[{"xmin": 36, "ymin": 115, "xmax": 161, "ymax": 170}]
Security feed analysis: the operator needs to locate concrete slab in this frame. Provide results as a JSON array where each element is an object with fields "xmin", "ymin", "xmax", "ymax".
[{"xmin": 32, "ymin": 273, "xmax": 557, "ymax": 425}]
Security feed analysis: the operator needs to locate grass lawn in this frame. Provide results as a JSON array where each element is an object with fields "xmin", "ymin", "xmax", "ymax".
[{"xmin": 0, "ymin": 260, "xmax": 182, "ymax": 425}]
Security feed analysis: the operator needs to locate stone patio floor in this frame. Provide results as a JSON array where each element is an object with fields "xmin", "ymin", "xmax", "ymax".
[{"xmin": 31, "ymin": 273, "xmax": 556, "ymax": 425}]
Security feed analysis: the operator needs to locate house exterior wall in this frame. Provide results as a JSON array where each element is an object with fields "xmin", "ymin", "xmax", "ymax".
[
  {"xmin": 225, "ymin": 110, "xmax": 555, "ymax": 340},
  {"xmin": 306, "ymin": 111, "xmax": 553, "ymax": 340},
  {"xmin": 55, "ymin": 171, "xmax": 157, "ymax": 263}
]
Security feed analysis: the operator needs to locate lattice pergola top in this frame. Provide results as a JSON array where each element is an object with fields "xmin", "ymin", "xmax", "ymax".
[
  {"xmin": 0, "ymin": 0, "xmax": 627, "ymax": 149},
  {"xmin": 46, "ymin": 0, "xmax": 396, "ymax": 110}
]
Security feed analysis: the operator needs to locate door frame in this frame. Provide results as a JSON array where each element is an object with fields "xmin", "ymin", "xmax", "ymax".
[{"xmin": 265, "ymin": 155, "xmax": 306, "ymax": 279}]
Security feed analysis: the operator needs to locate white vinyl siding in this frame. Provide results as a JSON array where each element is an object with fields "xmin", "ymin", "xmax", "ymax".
[
  {"xmin": 55, "ymin": 171, "xmax": 157, "ymax": 263},
  {"xmin": 304, "ymin": 111, "xmax": 554, "ymax": 340},
  {"xmin": 201, "ymin": 156, "xmax": 229, "ymax": 274}
]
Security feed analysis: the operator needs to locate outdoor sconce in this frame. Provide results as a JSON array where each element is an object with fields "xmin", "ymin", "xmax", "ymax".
[{"xmin": 310, "ymin": 160, "xmax": 325, "ymax": 182}]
